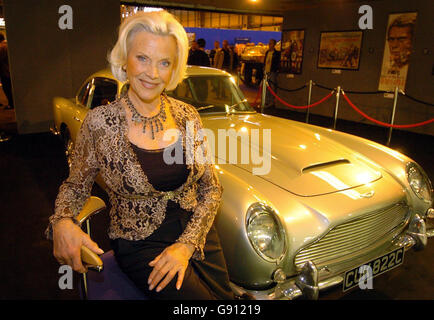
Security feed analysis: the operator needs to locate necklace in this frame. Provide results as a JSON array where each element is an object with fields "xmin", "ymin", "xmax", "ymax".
[{"xmin": 125, "ymin": 93, "xmax": 167, "ymax": 140}]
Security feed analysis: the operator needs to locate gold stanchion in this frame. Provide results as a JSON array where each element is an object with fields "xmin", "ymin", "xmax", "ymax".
[
  {"xmin": 333, "ymin": 86, "xmax": 341, "ymax": 129},
  {"xmin": 261, "ymin": 73, "xmax": 268, "ymax": 114},
  {"xmin": 386, "ymin": 86, "xmax": 399, "ymax": 146},
  {"xmin": 306, "ymin": 80, "xmax": 313, "ymax": 124}
]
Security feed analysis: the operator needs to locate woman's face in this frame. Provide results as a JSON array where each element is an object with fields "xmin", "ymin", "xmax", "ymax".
[{"xmin": 126, "ymin": 31, "xmax": 177, "ymax": 106}]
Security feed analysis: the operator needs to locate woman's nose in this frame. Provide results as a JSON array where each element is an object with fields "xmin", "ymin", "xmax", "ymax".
[{"xmin": 145, "ymin": 63, "xmax": 159, "ymax": 79}]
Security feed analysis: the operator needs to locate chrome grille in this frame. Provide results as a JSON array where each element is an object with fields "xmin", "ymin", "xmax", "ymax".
[{"xmin": 294, "ymin": 203, "xmax": 409, "ymax": 269}]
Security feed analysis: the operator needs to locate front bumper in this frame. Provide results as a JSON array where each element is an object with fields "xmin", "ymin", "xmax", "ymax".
[{"xmin": 230, "ymin": 212, "xmax": 433, "ymax": 300}]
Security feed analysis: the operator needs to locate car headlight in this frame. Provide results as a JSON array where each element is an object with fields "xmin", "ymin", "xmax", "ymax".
[
  {"xmin": 246, "ymin": 203, "xmax": 286, "ymax": 262},
  {"xmin": 406, "ymin": 162, "xmax": 433, "ymax": 203}
]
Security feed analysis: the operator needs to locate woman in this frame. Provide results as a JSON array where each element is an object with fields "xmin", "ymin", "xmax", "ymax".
[{"xmin": 46, "ymin": 10, "xmax": 235, "ymax": 300}]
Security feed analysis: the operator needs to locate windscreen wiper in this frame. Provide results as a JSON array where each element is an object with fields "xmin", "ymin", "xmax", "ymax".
[
  {"xmin": 225, "ymin": 99, "xmax": 247, "ymax": 115},
  {"xmin": 196, "ymin": 105, "xmax": 215, "ymax": 111}
]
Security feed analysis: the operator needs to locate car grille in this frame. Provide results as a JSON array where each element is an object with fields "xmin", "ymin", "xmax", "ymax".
[{"xmin": 294, "ymin": 202, "xmax": 409, "ymax": 269}]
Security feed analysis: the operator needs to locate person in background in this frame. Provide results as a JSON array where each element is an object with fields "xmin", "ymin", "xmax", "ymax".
[
  {"xmin": 187, "ymin": 38, "xmax": 210, "ymax": 67},
  {"xmin": 212, "ymin": 41, "xmax": 224, "ymax": 69},
  {"xmin": 209, "ymin": 40, "xmax": 220, "ymax": 66},
  {"xmin": 187, "ymin": 40, "xmax": 198, "ymax": 63},
  {"xmin": 0, "ymin": 33, "xmax": 14, "ymax": 109},
  {"xmin": 220, "ymin": 40, "xmax": 238, "ymax": 74},
  {"xmin": 263, "ymin": 38, "xmax": 281, "ymax": 108}
]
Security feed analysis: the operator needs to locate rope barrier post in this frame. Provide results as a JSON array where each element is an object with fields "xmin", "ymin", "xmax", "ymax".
[
  {"xmin": 261, "ymin": 73, "xmax": 268, "ymax": 114},
  {"xmin": 306, "ymin": 80, "xmax": 313, "ymax": 123},
  {"xmin": 386, "ymin": 86, "xmax": 399, "ymax": 146},
  {"xmin": 333, "ymin": 86, "xmax": 341, "ymax": 129}
]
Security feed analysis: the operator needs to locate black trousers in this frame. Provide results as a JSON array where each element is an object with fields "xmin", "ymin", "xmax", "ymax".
[{"xmin": 111, "ymin": 202, "xmax": 235, "ymax": 300}]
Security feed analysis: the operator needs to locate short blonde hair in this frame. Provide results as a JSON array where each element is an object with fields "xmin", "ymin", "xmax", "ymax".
[{"xmin": 108, "ymin": 10, "xmax": 188, "ymax": 91}]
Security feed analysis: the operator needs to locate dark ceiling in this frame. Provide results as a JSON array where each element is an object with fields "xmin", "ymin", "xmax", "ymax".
[{"xmin": 122, "ymin": 0, "xmax": 373, "ymax": 16}]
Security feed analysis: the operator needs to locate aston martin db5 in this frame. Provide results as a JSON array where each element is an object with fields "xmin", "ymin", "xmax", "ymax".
[{"xmin": 50, "ymin": 66, "xmax": 433, "ymax": 299}]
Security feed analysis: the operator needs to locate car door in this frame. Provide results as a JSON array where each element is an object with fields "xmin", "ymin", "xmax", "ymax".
[
  {"xmin": 71, "ymin": 77, "xmax": 118, "ymax": 139},
  {"xmin": 68, "ymin": 79, "xmax": 93, "ymax": 140}
]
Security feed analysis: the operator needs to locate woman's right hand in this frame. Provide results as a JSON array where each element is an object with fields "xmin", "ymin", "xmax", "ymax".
[{"xmin": 52, "ymin": 218, "xmax": 104, "ymax": 273}]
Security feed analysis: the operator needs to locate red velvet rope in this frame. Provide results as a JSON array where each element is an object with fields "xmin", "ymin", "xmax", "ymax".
[
  {"xmin": 342, "ymin": 91, "xmax": 434, "ymax": 128},
  {"xmin": 266, "ymin": 83, "xmax": 334, "ymax": 109}
]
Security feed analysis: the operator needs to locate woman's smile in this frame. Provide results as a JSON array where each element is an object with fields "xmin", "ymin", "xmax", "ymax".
[{"xmin": 139, "ymin": 79, "xmax": 159, "ymax": 89}]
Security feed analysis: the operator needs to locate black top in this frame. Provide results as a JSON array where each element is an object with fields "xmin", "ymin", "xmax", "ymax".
[
  {"xmin": 130, "ymin": 140, "xmax": 189, "ymax": 192},
  {"xmin": 263, "ymin": 49, "xmax": 281, "ymax": 73}
]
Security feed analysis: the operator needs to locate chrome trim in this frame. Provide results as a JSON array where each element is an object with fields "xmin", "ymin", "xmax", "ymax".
[
  {"xmin": 426, "ymin": 209, "xmax": 434, "ymax": 238},
  {"xmin": 294, "ymin": 261, "xmax": 319, "ymax": 300},
  {"xmin": 294, "ymin": 202, "xmax": 409, "ymax": 269},
  {"xmin": 273, "ymin": 281, "xmax": 302, "ymax": 300},
  {"xmin": 406, "ymin": 214, "xmax": 427, "ymax": 250},
  {"xmin": 272, "ymin": 268, "xmax": 287, "ymax": 283},
  {"xmin": 394, "ymin": 234, "xmax": 416, "ymax": 250},
  {"xmin": 406, "ymin": 162, "xmax": 433, "ymax": 204},
  {"xmin": 245, "ymin": 203, "xmax": 287, "ymax": 263}
]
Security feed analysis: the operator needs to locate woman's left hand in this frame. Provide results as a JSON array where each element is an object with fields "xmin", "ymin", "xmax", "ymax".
[{"xmin": 148, "ymin": 242, "xmax": 195, "ymax": 292}]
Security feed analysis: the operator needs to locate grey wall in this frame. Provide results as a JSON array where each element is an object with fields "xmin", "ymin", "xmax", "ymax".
[
  {"xmin": 4, "ymin": 0, "xmax": 120, "ymax": 134},
  {"xmin": 278, "ymin": 0, "xmax": 434, "ymax": 135}
]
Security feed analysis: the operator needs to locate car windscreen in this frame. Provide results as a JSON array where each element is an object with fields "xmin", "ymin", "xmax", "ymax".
[
  {"xmin": 166, "ymin": 75, "xmax": 254, "ymax": 113},
  {"xmin": 90, "ymin": 77, "xmax": 118, "ymax": 109}
]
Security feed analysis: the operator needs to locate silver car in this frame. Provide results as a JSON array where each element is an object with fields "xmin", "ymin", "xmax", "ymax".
[{"xmin": 51, "ymin": 66, "xmax": 433, "ymax": 300}]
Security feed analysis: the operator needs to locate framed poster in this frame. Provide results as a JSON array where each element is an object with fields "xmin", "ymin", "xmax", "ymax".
[
  {"xmin": 317, "ymin": 31, "xmax": 363, "ymax": 70},
  {"xmin": 280, "ymin": 29, "xmax": 305, "ymax": 74},
  {"xmin": 378, "ymin": 12, "xmax": 417, "ymax": 91},
  {"xmin": 187, "ymin": 32, "xmax": 196, "ymax": 46}
]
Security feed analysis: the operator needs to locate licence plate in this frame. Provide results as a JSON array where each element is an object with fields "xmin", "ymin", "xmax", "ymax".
[{"xmin": 343, "ymin": 247, "xmax": 404, "ymax": 292}]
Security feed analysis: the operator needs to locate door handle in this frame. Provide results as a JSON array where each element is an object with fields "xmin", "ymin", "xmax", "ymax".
[{"xmin": 74, "ymin": 116, "xmax": 81, "ymax": 122}]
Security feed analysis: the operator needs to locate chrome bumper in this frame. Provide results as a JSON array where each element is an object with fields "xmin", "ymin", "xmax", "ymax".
[{"xmin": 231, "ymin": 212, "xmax": 433, "ymax": 300}]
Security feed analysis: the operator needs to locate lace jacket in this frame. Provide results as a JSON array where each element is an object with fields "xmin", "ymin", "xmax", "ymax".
[{"xmin": 46, "ymin": 96, "xmax": 223, "ymax": 261}]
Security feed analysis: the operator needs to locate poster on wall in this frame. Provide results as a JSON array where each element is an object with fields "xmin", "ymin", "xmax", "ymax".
[
  {"xmin": 317, "ymin": 31, "xmax": 363, "ymax": 70},
  {"xmin": 378, "ymin": 12, "xmax": 417, "ymax": 92},
  {"xmin": 280, "ymin": 29, "xmax": 305, "ymax": 74},
  {"xmin": 187, "ymin": 32, "xmax": 196, "ymax": 47}
]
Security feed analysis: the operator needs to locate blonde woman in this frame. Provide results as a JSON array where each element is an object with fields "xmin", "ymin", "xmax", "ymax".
[{"xmin": 47, "ymin": 10, "xmax": 235, "ymax": 300}]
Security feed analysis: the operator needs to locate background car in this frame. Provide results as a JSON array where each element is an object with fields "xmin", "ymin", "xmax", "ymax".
[
  {"xmin": 239, "ymin": 44, "xmax": 267, "ymax": 86},
  {"xmin": 51, "ymin": 65, "xmax": 434, "ymax": 300}
]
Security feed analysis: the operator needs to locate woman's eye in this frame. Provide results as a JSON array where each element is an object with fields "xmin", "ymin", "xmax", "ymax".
[
  {"xmin": 161, "ymin": 60, "xmax": 170, "ymax": 67},
  {"xmin": 137, "ymin": 55, "xmax": 147, "ymax": 62}
]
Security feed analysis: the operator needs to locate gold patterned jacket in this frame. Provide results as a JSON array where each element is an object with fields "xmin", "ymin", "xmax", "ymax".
[{"xmin": 46, "ymin": 96, "xmax": 223, "ymax": 261}]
